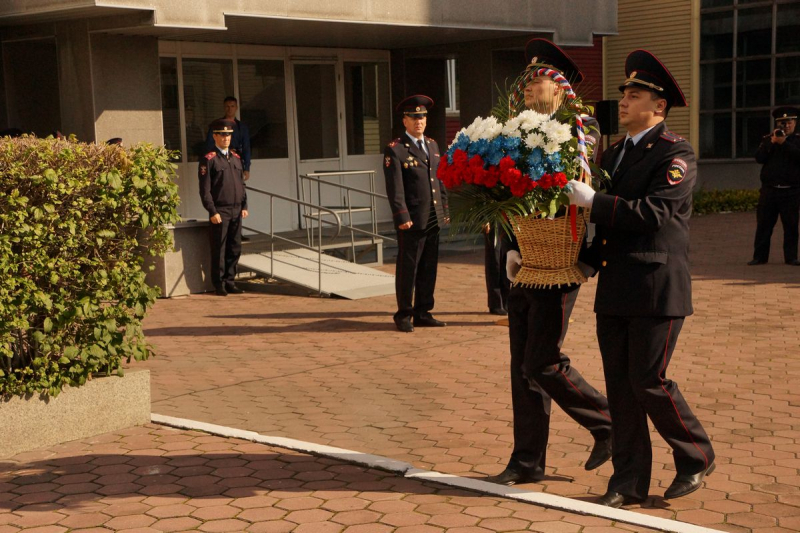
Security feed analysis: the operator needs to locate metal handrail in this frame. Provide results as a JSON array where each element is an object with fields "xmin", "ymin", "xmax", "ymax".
[
  {"xmin": 299, "ymin": 171, "xmax": 395, "ymax": 263},
  {"xmin": 243, "ymin": 185, "xmax": 342, "ymax": 295}
]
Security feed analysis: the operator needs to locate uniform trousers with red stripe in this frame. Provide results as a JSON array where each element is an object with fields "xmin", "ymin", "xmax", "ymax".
[
  {"xmin": 507, "ymin": 285, "xmax": 612, "ymax": 477},
  {"xmin": 596, "ymin": 315, "xmax": 715, "ymax": 500}
]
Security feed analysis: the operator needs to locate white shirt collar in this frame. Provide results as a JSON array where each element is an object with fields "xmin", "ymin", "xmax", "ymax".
[
  {"xmin": 626, "ymin": 124, "xmax": 658, "ymax": 147},
  {"xmin": 216, "ymin": 147, "xmax": 228, "ymax": 156},
  {"xmin": 405, "ymin": 131, "xmax": 425, "ymax": 145}
]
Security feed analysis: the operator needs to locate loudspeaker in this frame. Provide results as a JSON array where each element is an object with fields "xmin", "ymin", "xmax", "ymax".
[{"xmin": 596, "ymin": 100, "xmax": 619, "ymax": 136}]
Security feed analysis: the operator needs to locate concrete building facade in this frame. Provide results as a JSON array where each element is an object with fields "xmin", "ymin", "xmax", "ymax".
[{"xmin": 0, "ymin": 0, "xmax": 616, "ymax": 232}]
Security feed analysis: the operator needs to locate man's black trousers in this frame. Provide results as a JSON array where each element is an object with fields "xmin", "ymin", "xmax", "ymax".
[
  {"xmin": 596, "ymin": 314, "xmax": 715, "ymax": 500},
  {"xmin": 753, "ymin": 187, "xmax": 800, "ymax": 263},
  {"xmin": 507, "ymin": 284, "xmax": 612, "ymax": 477},
  {"xmin": 394, "ymin": 227, "xmax": 439, "ymax": 321},
  {"xmin": 209, "ymin": 207, "xmax": 242, "ymax": 289}
]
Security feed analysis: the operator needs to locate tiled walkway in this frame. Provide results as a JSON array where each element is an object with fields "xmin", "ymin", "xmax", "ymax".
[
  {"xmin": 4, "ymin": 211, "xmax": 798, "ymax": 532},
  {"xmin": 0, "ymin": 425, "xmax": 658, "ymax": 532}
]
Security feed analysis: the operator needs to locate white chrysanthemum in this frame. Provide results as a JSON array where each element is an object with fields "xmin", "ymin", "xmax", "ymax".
[
  {"xmin": 518, "ymin": 110, "xmax": 548, "ymax": 131},
  {"xmin": 464, "ymin": 117, "xmax": 485, "ymax": 141},
  {"xmin": 502, "ymin": 116, "xmax": 523, "ymax": 136},
  {"xmin": 550, "ymin": 122, "xmax": 573, "ymax": 145},
  {"xmin": 480, "ymin": 116, "xmax": 503, "ymax": 139},
  {"xmin": 544, "ymin": 140, "xmax": 562, "ymax": 154},
  {"xmin": 524, "ymin": 132, "xmax": 545, "ymax": 149}
]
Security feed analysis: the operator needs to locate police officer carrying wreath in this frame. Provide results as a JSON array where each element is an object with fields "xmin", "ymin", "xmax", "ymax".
[
  {"xmin": 568, "ymin": 50, "xmax": 715, "ymax": 507},
  {"xmin": 748, "ymin": 106, "xmax": 800, "ymax": 266},
  {"xmin": 488, "ymin": 38, "xmax": 612, "ymax": 486},
  {"xmin": 199, "ymin": 119, "xmax": 249, "ymax": 296},
  {"xmin": 384, "ymin": 95, "xmax": 448, "ymax": 333}
]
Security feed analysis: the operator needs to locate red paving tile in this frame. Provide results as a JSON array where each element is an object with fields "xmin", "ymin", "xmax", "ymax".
[
  {"xmin": 0, "ymin": 426, "xmax": 656, "ymax": 532},
  {"xmin": 130, "ymin": 211, "xmax": 800, "ymax": 532}
]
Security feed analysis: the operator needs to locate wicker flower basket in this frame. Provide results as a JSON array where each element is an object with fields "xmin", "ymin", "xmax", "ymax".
[{"xmin": 511, "ymin": 208, "xmax": 590, "ymax": 288}]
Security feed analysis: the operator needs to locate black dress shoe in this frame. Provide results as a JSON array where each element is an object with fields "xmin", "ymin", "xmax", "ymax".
[
  {"xmin": 394, "ymin": 317, "xmax": 414, "ymax": 333},
  {"xmin": 486, "ymin": 467, "xmax": 543, "ymax": 486},
  {"xmin": 664, "ymin": 462, "xmax": 715, "ymax": 499},
  {"xmin": 225, "ymin": 284, "xmax": 245, "ymax": 294},
  {"xmin": 786, "ymin": 260, "xmax": 800, "ymax": 266},
  {"xmin": 413, "ymin": 316, "xmax": 446, "ymax": 327},
  {"xmin": 747, "ymin": 259, "xmax": 767, "ymax": 265},
  {"xmin": 214, "ymin": 286, "xmax": 228, "ymax": 296},
  {"xmin": 597, "ymin": 491, "xmax": 645, "ymax": 508},
  {"xmin": 489, "ymin": 308, "xmax": 508, "ymax": 316},
  {"xmin": 584, "ymin": 438, "xmax": 612, "ymax": 471}
]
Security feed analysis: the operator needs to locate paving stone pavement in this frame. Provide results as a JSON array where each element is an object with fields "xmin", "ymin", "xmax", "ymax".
[
  {"xmin": 0, "ymin": 424, "xmax": 660, "ymax": 532},
  {"xmin": 134, "ymin": 211, "xmax": 800, "ymax": 533}
]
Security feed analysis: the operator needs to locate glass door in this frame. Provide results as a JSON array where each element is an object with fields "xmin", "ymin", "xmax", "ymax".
[{"xmin": 292, "ymin": 62, "xmax": 344, "ymax": 213}]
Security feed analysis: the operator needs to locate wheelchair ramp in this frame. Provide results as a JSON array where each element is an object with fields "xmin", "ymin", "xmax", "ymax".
[{"xmin": 238, "ymin": 249, "xmax": 395, "ymax": 300}]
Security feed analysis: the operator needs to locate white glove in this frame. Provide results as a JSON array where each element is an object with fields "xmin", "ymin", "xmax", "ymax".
[
  {"xmin": 566, "ymin": 180, "xmax": 596, "ymax": 208},
  {"xmin": 506, "ymin": 250, "xmax": 522, "ymax": 282}
]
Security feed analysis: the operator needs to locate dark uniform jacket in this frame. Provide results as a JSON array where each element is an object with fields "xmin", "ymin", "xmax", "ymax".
[
  {"xmin": 198, "ymin": 148, "xmax": 247, "ymax": 217},
  {"xmin": 755, "ymin": 133, "xmax": 800, "ymax": 188},
  {"xmin": 583, "ymin": 121, "xmax": 694, "ymax": 317},
  {"xmin": 383, "ymin": 135, "xmax": 449, "ymax": 229}
]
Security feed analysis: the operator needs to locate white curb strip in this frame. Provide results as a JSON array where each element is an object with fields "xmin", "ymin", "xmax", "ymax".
[{"xmin": 151, "ymin": 413, "xmax": 724, "ymax": 533}]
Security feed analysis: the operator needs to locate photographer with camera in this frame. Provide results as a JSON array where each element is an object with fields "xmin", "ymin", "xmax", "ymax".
[{"xmin": 749, "ymin": 106, "xmax": 800, "ymax": 266}]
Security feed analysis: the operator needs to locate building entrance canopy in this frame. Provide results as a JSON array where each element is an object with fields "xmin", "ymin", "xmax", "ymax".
[{"xmin": 0, "ymin": 0, "xmax": 616, "ymax": 47}]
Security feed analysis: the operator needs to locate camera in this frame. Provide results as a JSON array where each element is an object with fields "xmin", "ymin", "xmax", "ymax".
[{"xmin": 775, "ymin": 129, "xmax": 786, "ymax": 138}]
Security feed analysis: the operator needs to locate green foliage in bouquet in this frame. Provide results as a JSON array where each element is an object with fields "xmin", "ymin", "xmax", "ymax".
[{"xmin": 0, "ymin": 136, "xmax": 181, "ymax": 397}]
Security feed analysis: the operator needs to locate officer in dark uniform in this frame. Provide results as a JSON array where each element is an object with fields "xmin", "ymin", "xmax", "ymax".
[
  {"xmin": 384, "ymin": 95, "xmax": 449, "ymax": 333},
  {"xmin": 749, "ymin": 106, "xmax": 800, "ymax": 266},
  {"xmin": 568, "ymin": 50, "xmax": 715, "ymax": 507},
  {"xmin": 489, "ymin": 38, "xmax": 613, "ymax": 487},
  {"xmin": 199, "ymin": 119, "xmax": 249, "ymax": 296}
]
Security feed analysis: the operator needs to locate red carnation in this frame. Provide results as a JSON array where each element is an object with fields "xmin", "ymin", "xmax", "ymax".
[{"xmin": 553, "ymin": 172, "xmax": 568, "ymax": 187}]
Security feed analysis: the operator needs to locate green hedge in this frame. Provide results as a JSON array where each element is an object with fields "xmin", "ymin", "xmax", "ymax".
[
  {"xmin": 0, "ymin": 137, "xmax": 180, "ymax": 397},
  {"xmin": 692, "ymin": 189, "xmax": 760, "ymax": 216}
]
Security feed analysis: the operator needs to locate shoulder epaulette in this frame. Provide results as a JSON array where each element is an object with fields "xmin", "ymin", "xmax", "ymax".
[
  {"xmin": 387, "ymin": 138, "xmax": 401, "ymax": 148},
  {"xmin": 231, "ymin": 149, "xmax": 240, "ymax": 159},
  {"xmin": 660, "ymin": 131, "xmax": 686, "ymax": 144},
  {"xmin": 204, "ymin": 152, "xmax": 216, "ymax": 160}
]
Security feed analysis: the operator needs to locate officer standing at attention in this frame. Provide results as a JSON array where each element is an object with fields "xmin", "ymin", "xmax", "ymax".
[
  {"xmin": 748, "ymin": 106, "xmax": 800, "ymax": 266},
  {"xmin": 384, "ymin": 95, "xmax": 449, "ymax": 333},
  {"xmin": 568, "ymin": 50, "xmax": 715, "ymax": 507},
  {"xmin": 488, "ymin": 38, "xmax": 612, "ymax": 486},
  {"xmin": 199, "ymin": 119, "xmax": 249, "ymax": 296}
]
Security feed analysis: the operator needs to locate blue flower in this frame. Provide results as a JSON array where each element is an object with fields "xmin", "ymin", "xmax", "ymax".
[
  {"xmin": 484, "ymin": 138, "xmax": 505, "ymax": 166},
  {"xmin": 468, "ymin": 138, "xmax": 491, "ymax": 158},
  {"xmin": 527, "ymin": 148, "xmax": 544, "ymax": 167}
]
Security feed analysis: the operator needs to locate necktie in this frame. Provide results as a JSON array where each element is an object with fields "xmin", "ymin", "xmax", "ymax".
[
  {"xmin": 614, "ymin": 138, "xmax": 635, "ymax": 174},
  {"xmin": 417, "ymin": 140, "xmax": 427, "ymax": 161}
]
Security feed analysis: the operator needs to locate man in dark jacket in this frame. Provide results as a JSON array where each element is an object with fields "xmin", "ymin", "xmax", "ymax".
[
  {"xmin": 488, "ymin": 38, "xmax": 612, "ymax": 487},
  {"xmin": 568, "ymin": 50, "xmax": 715, "ymax": 507},
  {"xmin": 206, "ymin": 96, "xmax": 252, "ymax": 180},
  {"xmin": 199, "ymin": 119, "xmax": 249, "ymax": 296},
  {"xmin": 749, "ymin": 106, "xmax": 800, "ymax": 266},
  {"xmin": 384, "ymin": 95, "xmax": 449, "ymax": 333}
]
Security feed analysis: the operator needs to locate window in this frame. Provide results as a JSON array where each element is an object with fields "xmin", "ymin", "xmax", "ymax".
[
  {"xmin": 344, "ymin": 61, "xmax": 391, "ymax": 155},
  {"xmin": 159, "ymin": 58, "xmax": 181, "ymax": 158},
  {"xmin": 238, "ymin": 59, "xmax": 289, "ymax": 159},
  {"xmin": 181, "ymin": 59, "xmax": 234, "ymax": 161},
  {"xmin": 294, "ymin": 63, "xmax": 339, "ymax": 160},
  {"xmin": 700, "ymin": 1, "xmax": 800, "ymax": 159}
]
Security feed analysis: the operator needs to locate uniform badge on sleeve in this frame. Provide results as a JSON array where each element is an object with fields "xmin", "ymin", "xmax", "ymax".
[
  {"xmin": 384, "ymin": 156, "xmax": 391, "ymax": 168},
  {"xmin": 667, "ymin": 158, "xmax": 687, "ymax": 185}
]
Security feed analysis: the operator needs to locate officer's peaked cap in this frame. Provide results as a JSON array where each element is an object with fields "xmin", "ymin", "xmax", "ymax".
[
  {"xmin": 524, "ymin": 38, "xmax": 584, "ymax": 84},
  {"xmin": 396, "ymin": 95, "xmax": 433, "ymax": 117},
  {"xmin": 619, "ymin": 49, "xmax": 687, "ymax": 108},
  {"xmin": 211, "ymin": 119, "xmax": 236, "ymax": 133},
  {"xmin": 773, "ymin": 106, "xmax": 800, "ymax": 121}
]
